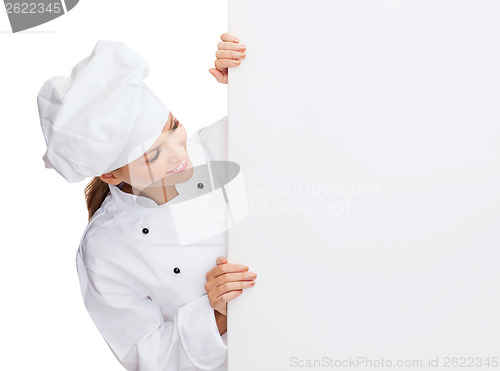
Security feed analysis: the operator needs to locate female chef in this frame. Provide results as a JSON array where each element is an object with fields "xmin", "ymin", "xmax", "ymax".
[{"xmin": 37, "ymin": 33, "xmax": 255, "ymax": 371}]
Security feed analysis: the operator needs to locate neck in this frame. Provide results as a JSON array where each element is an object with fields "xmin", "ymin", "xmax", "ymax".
[{"xmin": 121, "ymin": 181, "xmax": 179, "ymax": 206}]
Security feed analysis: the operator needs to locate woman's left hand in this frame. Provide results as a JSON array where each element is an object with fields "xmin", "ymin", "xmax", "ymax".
[{"xmin": 209, "ymin": 32, "xmax": 246, "ymax": 84}]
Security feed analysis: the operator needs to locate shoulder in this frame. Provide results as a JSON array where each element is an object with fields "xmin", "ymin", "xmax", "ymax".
[
  {"xmin": 77, "ymin": 196, "xmax": 130, "ymax": 272},
  {"xmin": 192, "ymin": 115, "xmax": 228, "ymax": 161}
]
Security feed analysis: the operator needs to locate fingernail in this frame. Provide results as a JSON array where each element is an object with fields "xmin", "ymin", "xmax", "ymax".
[
  {"xmin": 240, "ymin": 45, "xmax": 246, "ymax": 50},
  {"xmin": 235, "ymin": 38, "xmax": 239, "ymax": 42}
]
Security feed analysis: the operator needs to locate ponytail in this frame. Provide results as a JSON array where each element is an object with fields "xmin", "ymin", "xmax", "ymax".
[{"xmin": 84, "ymin": 177, "xmax": 111, "ymax": 222}]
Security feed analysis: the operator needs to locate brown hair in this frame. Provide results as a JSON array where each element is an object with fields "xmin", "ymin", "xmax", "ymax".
[{"xmin": 84, "ymin": 177, "xmax": 111, "ymax": 222}]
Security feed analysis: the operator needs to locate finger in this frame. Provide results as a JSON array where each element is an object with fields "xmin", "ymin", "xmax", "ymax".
[
  {"xmin": 216, "ymin": 50, "xmax": 246, "ymax": 60},
  {"xmin": 217, "ymin": 41, "xmax": 246, "ymax": 51},
  {"xmin": 212, "ymin": 271, "xmax": 256, "ymax": 288},
  {"xmin": 206, "ymin": 262, "xmax": 249, "ymax": 280},
  {"xmin": 215, "ymin": 59, "xmax": 240, "ymax": 70},
  {"xmin": 214, "ymin": 281, "xmax": 255, "ymax": 298},
  {"xmin": 212, "ymin": 290, "xmax": 243, "ymax": 313},
  {"xmin": 206, "ymin": 271, "xmax": 253, "ymax": 292},
  {"xmin": 220, "ymin": 32, "xmax": 239, "ymax": 43}
]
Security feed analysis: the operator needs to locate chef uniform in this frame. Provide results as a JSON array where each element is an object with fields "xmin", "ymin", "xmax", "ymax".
[{"xmin": 37, "ymin": 40, "xmax": 247, "ymax": 371}]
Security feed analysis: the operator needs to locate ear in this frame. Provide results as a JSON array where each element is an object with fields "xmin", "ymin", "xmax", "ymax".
[{"xmin": 99, "ymin": 172, "xmax": 122, "ymax": 185}]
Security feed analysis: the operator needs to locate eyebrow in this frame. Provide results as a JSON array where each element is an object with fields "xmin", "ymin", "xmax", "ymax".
[{"xmin": 145, "ymin": 114, "xmax": 174, "ymax": 155}]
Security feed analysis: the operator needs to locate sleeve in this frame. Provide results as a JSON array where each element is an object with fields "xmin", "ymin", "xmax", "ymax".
[{"xmin": 75, "ymin": 253, "xmax": 227, "ymax": 371}]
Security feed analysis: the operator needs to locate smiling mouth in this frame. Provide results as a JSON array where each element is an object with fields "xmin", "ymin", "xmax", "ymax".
[{"xmin": 166, "ymin": 158, "xmax": 187, "ymax": 174}]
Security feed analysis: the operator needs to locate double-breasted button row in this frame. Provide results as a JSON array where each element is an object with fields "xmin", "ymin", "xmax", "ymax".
[
  {"xmin": 141, "ymin": 227, "xmax": 180, "ymax": 274},
  {"xmin": 141, "ymin": 180, "xmax": 204, "ymax": 264}
]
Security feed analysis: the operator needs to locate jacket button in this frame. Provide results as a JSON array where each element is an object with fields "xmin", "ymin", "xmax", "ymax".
[
  {"xmin": 197, "ymin": 182, "xmax": 204, "ymax": 189},
  {"xmin": 173, "ymin": 267, "xmax": 181, "ymax": 274},
  {"xmin": 142, "ymin": 228, "xmax": 149, "ymax": 234}
]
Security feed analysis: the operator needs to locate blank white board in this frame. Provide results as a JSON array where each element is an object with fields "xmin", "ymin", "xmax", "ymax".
[{"xmin": 227, "ymin": 1, "xmax": 500, "ymax": 370}]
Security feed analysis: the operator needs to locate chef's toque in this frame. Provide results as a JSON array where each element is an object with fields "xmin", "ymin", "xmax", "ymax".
[{"xmin": 37, "ymin": 40, "xmax": 170, "ymax": 183}]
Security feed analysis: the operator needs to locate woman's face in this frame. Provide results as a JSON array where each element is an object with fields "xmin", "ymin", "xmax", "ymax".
[{"xmin": 105, "ymin": 111, "xmax": 194, "ymax": 191}]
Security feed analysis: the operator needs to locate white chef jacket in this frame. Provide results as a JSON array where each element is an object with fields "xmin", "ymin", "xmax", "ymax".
[{"xmin": 75, "ymin": 116, "xmax": 245, "ymax": 371}]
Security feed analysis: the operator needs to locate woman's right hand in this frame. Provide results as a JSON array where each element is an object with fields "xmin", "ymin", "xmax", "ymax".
[{"xmin": 205, "ymin": 256, "xmax": 257, "ymax": 315}]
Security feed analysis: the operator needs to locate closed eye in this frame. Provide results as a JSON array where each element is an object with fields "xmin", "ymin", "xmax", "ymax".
[
  {"xmin": 147, "ymin": 118, "xmax": 179, "ymax": 164},
  {"xmin": 171, "ymin": 118, "xmax": 179, "ymax": 132},
  {"xmin": 149, "ymin": 148, "xmax": 161, "ymax": 163}
]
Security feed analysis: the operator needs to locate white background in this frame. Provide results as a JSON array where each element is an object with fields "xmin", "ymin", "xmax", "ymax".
[{"xmin": 0, "ymin": 1, "xmax": 228, "ymax": 370}]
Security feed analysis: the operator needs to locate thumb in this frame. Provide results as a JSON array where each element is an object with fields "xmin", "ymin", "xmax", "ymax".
[
  {"xmin": 216, "ymin": 256, "xmax": 227, "ymax": 265},
  {"xmin": 208, "ymin": 68, "xmax": 224, "ymax": 83}
]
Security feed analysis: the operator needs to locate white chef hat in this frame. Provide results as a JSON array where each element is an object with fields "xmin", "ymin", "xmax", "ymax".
[{"xmin": 37, "ymin": 40, "xmax": 170, "ymax": 183}]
